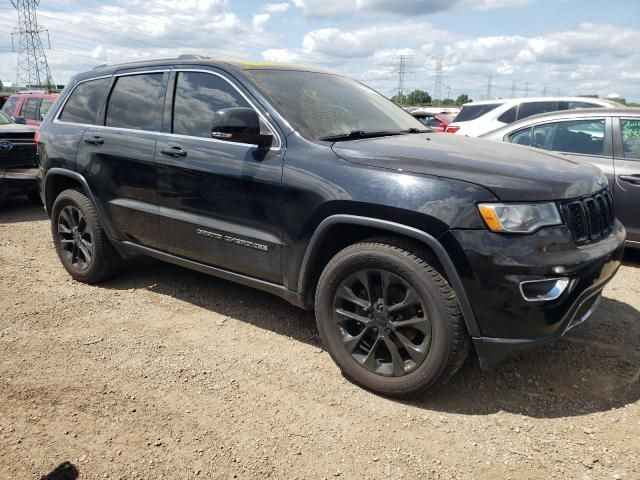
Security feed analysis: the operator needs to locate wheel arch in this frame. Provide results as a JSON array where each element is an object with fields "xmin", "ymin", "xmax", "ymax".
[{"xmin": 297, "ymin": 215, "xmax": 480, "ymax": 337}]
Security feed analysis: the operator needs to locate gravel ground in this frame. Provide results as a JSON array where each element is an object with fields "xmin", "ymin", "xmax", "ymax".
[{"xmin": 1, "ymin": 197, "xmax": 639, "ymax": 480}]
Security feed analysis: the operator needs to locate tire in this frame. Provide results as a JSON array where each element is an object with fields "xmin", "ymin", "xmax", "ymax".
[
  {"xmin": 51, "ymin": 189, "xmax": 123, "ymax": 284},
  {"xmin": 315, "ymin": 238, "xmax": 469, "ymax": 398}
]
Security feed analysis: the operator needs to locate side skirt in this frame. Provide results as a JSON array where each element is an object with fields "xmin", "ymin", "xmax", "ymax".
[{"xmin": 116, "ymin": 240, "xmax": 304, "ymax": 308}]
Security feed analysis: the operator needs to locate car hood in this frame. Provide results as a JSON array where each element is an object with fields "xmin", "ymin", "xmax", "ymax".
[{"xmin": 331, "ymin": 133, "xmax": 607, "ymax": 202}]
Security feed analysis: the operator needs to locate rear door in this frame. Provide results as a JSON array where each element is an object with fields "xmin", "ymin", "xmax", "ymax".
[
  {"xmin": 75, "ymin": 70, "xmax": 169, "ymax": 249},
  {"xmin": 154, "ymin": 68, "xmax": 285, "ymax": 283},
  {"xmin": 612, "ymin": 117, "xmax": 640, "ymax": 243}
]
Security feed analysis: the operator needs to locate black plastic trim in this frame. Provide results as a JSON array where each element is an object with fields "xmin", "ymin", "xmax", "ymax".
[{"xmin": 297, "ymin": 214, "xmax": 480, "ymax": 336}]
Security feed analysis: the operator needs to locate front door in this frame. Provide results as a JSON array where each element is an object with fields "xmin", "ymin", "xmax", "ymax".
[
  {"xmin": 613, "ymin": 117, "xmax": 640, "ymax": 244},
  {"xmin": 154, "ymin": 69, "xmax": 285, "ymax": 283}
]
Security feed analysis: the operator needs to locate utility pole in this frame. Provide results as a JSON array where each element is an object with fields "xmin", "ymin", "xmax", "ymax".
[
  {"xmin": 524, "ymin": 82, "xmax": 530, "ymax": 98},
  {"xmin": 511, "ymin": 79, "xmax": 516, "ymax": 98},
  {"xmin": 446, "ymin": 85, "xmax": 451, "ymax": 100},
  {"xmin": 486, "ymin": 75, "xmax": 493, "ymax": 100},
  {"xmin": 11, "ymin": 0, "xmax": 53, "ymax": 88},
  {"xmin": 542, "ymin": 85, "xmax": 547, "ymax": 97},
  {"xmin": 393, "ymin": 55, "xmax": 413, "ymax": 104}
]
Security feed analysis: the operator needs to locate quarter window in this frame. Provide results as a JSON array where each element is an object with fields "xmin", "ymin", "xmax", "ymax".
[
  {"xmin": 621, "ymin": 119, "xmax": 640, "ymax": 160},
  {"xmin": 498, "ymin": 106, "xmax": 517, "ymax": 124},
  {"xmin": 172, "ymin": 71, "xmax": 250, "ymax": 139},
  {"xmin": 40, "ymin": 99, "xmax": 53, "ymax": 120},
  {"xmin": 106, "ymin": 73, "xmax": 165, "ymax": 131},
  {"xmin": 59, "ymin": 77, "xmax": 110, "ymax": 125}
]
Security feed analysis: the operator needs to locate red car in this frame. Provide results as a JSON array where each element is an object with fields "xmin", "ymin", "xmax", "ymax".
[
  {"xmin": 2, "ymin": 92, "xmax": 58, "ymax": 127},
  {"xmin": 410, "ymin": 110, "xmax": 454, "ymax": 132}
]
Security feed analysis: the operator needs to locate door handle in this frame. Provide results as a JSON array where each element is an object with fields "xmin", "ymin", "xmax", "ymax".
[
  {"xmin": 160, "ymin": 146, "xmax": 187, "ymax": 158},
  {"xmin": 84, "ymin": 135, "xmax": 104, "ymax": 145},
  {"xmin": 619, "ymin": 175, "xmax": 640, "ymax": 185}
]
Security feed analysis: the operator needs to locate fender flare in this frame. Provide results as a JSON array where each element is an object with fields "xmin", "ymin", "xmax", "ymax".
[{"xmin": 297, "ymin": 214, "xmax": 480, "ymax": 337}]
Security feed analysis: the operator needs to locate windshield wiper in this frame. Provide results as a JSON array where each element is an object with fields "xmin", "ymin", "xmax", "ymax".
[{"xmin": 319, "ymin": 130, "xmax": 405, "ymax": 142}]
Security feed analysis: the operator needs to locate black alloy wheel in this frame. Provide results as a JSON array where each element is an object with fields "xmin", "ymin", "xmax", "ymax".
[
  {"xmin": 57, "ymin": 205, "xmax": 94, "ymax": 271},
  {"xmin": 333, "ymin": 269, "xmax": 432, "ymax": 377}
]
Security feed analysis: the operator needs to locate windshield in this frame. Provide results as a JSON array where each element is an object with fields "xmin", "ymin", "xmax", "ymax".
[
  {"xmin": 244, "ymin": 70, "xmax": 425, "ymax": 140},
  {"xmin": 0, "ymin": 111, "xmax": 11, "ymax": 125}
]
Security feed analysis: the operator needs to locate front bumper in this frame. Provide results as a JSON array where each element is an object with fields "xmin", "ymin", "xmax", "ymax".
[
  {"xmin": 440, "ymin": 221, "xmax": 626, "ymax": 369},
  {"xmin": 0, "ymin": 168, "xmax": 39, "ymax": 196}
]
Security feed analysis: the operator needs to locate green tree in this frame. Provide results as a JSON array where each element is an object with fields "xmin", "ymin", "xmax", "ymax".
[
  {"xmin": 455, "ymin": 94, "xmax": 471, "ymax": 105},
  {"xmin": 390, "ymin": 93, "xmax": 408, "ymax": 105},
  {"xmin": 406, "ymin": 89, "xmax": 432, "ymax": 105},
  {"xmin": 0, "ymin": 79, "xmax": 3, "ymax": 92}
]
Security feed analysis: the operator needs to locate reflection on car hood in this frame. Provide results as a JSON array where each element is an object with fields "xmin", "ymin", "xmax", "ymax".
[{"xmin": 331, "ymin": 133, "xmax": 607, "ymax": 202}]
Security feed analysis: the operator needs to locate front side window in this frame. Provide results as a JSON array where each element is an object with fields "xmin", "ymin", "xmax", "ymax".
[
  {"xmin": 528, "ymin": 119, "xmax": 606, "ymax": 155},
  {"xmin": 621, "ymin": 119, "xmax": 640, "ymax": 160},
  {"xmin": 244, "ymin": 70, "xmax": 425, "ymax": 140},
  {"xmin": 0, "ymin": 111, "xmax": 11, "ymax": 125},
  {"xmin": 517, "ymin": 101, "xmax": 560, "ymax": 121},
  {"xmin": 173, "ymin": 71, "xmax": 250, "ymax": 138},
  {"xmin": 59, "ymin": 77, "xmax": 110, "ymax": 125},
  {"xmin": 508, "ymin": 128, "xmax": 533, "ymax": 146},
  {"xmin": 22, "ymin": 98, "xmax": 40, "ymax": 120},
  {"xmin": 2, "ymin": 96, "xmax": 18, "ymax": 116},
  {"xmin": 106, "ymin": 73, "xmax": 165, "ymax": 131}
]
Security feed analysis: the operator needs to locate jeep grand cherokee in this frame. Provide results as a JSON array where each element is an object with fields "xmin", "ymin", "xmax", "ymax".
[{"xmin": 37, "ymin": 56, "xmax": 625, "ymax": 397}]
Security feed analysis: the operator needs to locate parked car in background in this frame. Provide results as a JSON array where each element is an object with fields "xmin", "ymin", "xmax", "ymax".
[
  {"xmin": 37, "ymin": 57, "xmax": 624, "ymax": 397},
  {"xmin": 2, "ymin": 91, "xmax": 58, "ymax": 126},
  {"xmin": 0, "ymin": 110, "xmax": 39, "ymax": 204},
  {"xmin": 411, "ymin": 110, "xmax": 454, "ymax": 132},
  {"xmin": 481, "ymin": 108, "xmax": 640, "ymax": 248},
  {"xmin": 445, "ymin": 97, "xmax": 621, "ymax": 136},
  {"xmin": 0, "ymin": 93, "xmax": 11, "ymax": 109}
]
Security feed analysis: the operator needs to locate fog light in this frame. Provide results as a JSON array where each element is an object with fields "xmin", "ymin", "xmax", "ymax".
[{"xmin": 519, "ymin": 278, "xmax": 570, "ymax": 302}]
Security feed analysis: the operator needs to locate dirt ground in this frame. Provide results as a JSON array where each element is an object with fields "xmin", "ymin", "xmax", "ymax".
[{"xmin": 0, "ymin": 197, "xmax": 638, "ymax": 480}]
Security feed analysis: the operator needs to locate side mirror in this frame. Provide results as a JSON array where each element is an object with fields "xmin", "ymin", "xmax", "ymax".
[
  {"xmin": 211, "ymin": 107, "xmax": 273, "ymax": 148},
  {"xmin": 13, "ymin": 116, "xmax": 27, "ymax": 125}
]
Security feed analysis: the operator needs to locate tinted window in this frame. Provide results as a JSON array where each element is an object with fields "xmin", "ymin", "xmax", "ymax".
[
  {"xmin": 106, "ymin": 73, "xmax": 165, "ymax": 131},
  {"xmin": 454, "ymin": 103, "xmax": 503, "ymax": 122},
  {"xmin": 529, "ymin": 119, "xmax": 605, "ymax": 155},
  {"xmin": 173, "ymin": 72, "xmax": 250, "ymax": 138},
  {"xmin": 2, "ymin": 96, "xmax": 18, "ymax": 115},
  {"xmin": 498, "ymin": 106, "xmax": 517, "ymax": 124},
  {"xmin": 22, "ymin": 98, "xmax": 40, "ymax": 120},
  {"xmin": 508, "ymin": 128, "xmax": 533, "ymax": 146},
  {"xmin": 517, "ymin": 101, "xmax": 560, "ymax": 120},
  {"xmin": 40, "ymin": 99, "xmax": 53, "ymax": 119},
  {"xmin": 60, "ymin": 78, "xmax": 110, "ymax": 125},
  {"xmin": 621, "ymin": 119, "xmax": 640, "ymax": 160},
  {"xmin": 244, "ymin": 70, "xmax": 425, "ymax": 140}
]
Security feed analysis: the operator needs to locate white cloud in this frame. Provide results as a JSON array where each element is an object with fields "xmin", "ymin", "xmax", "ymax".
[
  {"xmin": 263, "ymin": 2, "xmax": 290, "ymax": 13},
  {"xmin": 252, "ymin": 13, "xmax": 271, "ymax": 33},
  {"xmin": 262, "ymin": 48, "xmax": 300, "ymax": 63}
]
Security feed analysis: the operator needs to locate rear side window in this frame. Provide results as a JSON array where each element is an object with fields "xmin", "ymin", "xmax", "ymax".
[
  {"xmin": 567, "ymin": 101, "xmax": 602, "ymax": 110},
  {"xmin": 517, "ymin": 101, "xmax": 560, "ymax": 121},
  {"xmin": 2, "ymin": 96, "xmax": 18, "ymax": 115},
  {"xmin": 172, "ymin": 71, "xmax": 250, "ymax": 138},
  {"xmin": 454, "ymin": 103, "xmax": 503, "ymax": 122},
  {"xmin": 40, "ymin": 99, "xmax": 53, "ymax": 120},
  {"xmin": 22, "ymin": 98, "xmax": 40, "ymax": 120},
  {"xmin": 497, "ymin": 106, "xmax": 517, "ymax": 124},
  {"xmin": 59, "ymin": 78, "xmax": 110, "ymax": 125},
  {"xmin": 106, "ymin": 73, "xmax": 165, "ymax": 131}
]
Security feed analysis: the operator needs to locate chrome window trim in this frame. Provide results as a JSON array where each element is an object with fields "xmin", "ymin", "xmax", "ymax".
[{"xmin": 53, "ymin": 68, "xmax": 282, "ymax": 152}]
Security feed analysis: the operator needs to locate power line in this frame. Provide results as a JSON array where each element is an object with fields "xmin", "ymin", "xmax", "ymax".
[{"xmin": 11, "ymin": 0, "xmax": 53, "ymax": 87}]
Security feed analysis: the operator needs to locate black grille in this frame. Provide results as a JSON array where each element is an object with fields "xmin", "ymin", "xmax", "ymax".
[{"xmin": 560, "ymin": 190, "xmax": 615, "ymax": 245}]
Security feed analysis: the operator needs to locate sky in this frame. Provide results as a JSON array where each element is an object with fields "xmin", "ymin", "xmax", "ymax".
[{"xmin": 0, "ymin": 0, "xmax": 639, "ymax": 102}]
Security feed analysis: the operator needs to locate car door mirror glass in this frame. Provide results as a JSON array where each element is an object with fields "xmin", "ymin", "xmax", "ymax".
[{"xmin": 211, "ymin": 107, "xmax": 273, "ymax": 148}]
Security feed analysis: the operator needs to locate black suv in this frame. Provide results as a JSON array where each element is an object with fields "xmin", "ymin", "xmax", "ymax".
[{"xmin": 37, "ymin": 57, "xmax": 625, "ymax": 397}]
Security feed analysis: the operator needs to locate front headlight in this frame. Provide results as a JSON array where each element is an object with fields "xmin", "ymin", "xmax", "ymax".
[{"xmin": 478, "ymin": 202, "xmax": 562, "ymax": 233}]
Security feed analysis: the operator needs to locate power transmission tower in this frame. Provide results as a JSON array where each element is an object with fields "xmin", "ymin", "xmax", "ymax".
[
  {"xmin": 486, "ymin": 75, "xmax": 493, "ymax": 100},
  {"xmin": 393, "ymin": 55, "xmax": 413, "ymax": 104},
  {"xmin": 11, "ymin": 0, "xmax": 53, "ymax": 88},
  {"xmin": 511, "ymin": 79, "xmax": 516, "ymax": 98},
  {"xmin": 433, "ymin": 56, "xmax": 446, "ymax": 104},
  {"xmin": 542, "ymin": 85, "xmax": 547, "ymax": 97},
  {"xmin": 446, "ymin": 85, "xmax": 451, "ymax": 100},
  {"xmin": 524, "ymin": 82, "xmax": 530, "ymax": 98}
]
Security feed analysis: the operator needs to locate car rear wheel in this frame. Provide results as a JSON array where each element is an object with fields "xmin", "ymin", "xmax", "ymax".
[
  {"xmin": 315, "ymin": 238, "xmax": 469, "ymax": 398},
  {"xmin": 51, "ymin": 189, "xmax": 123, "ymax": 283}
]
